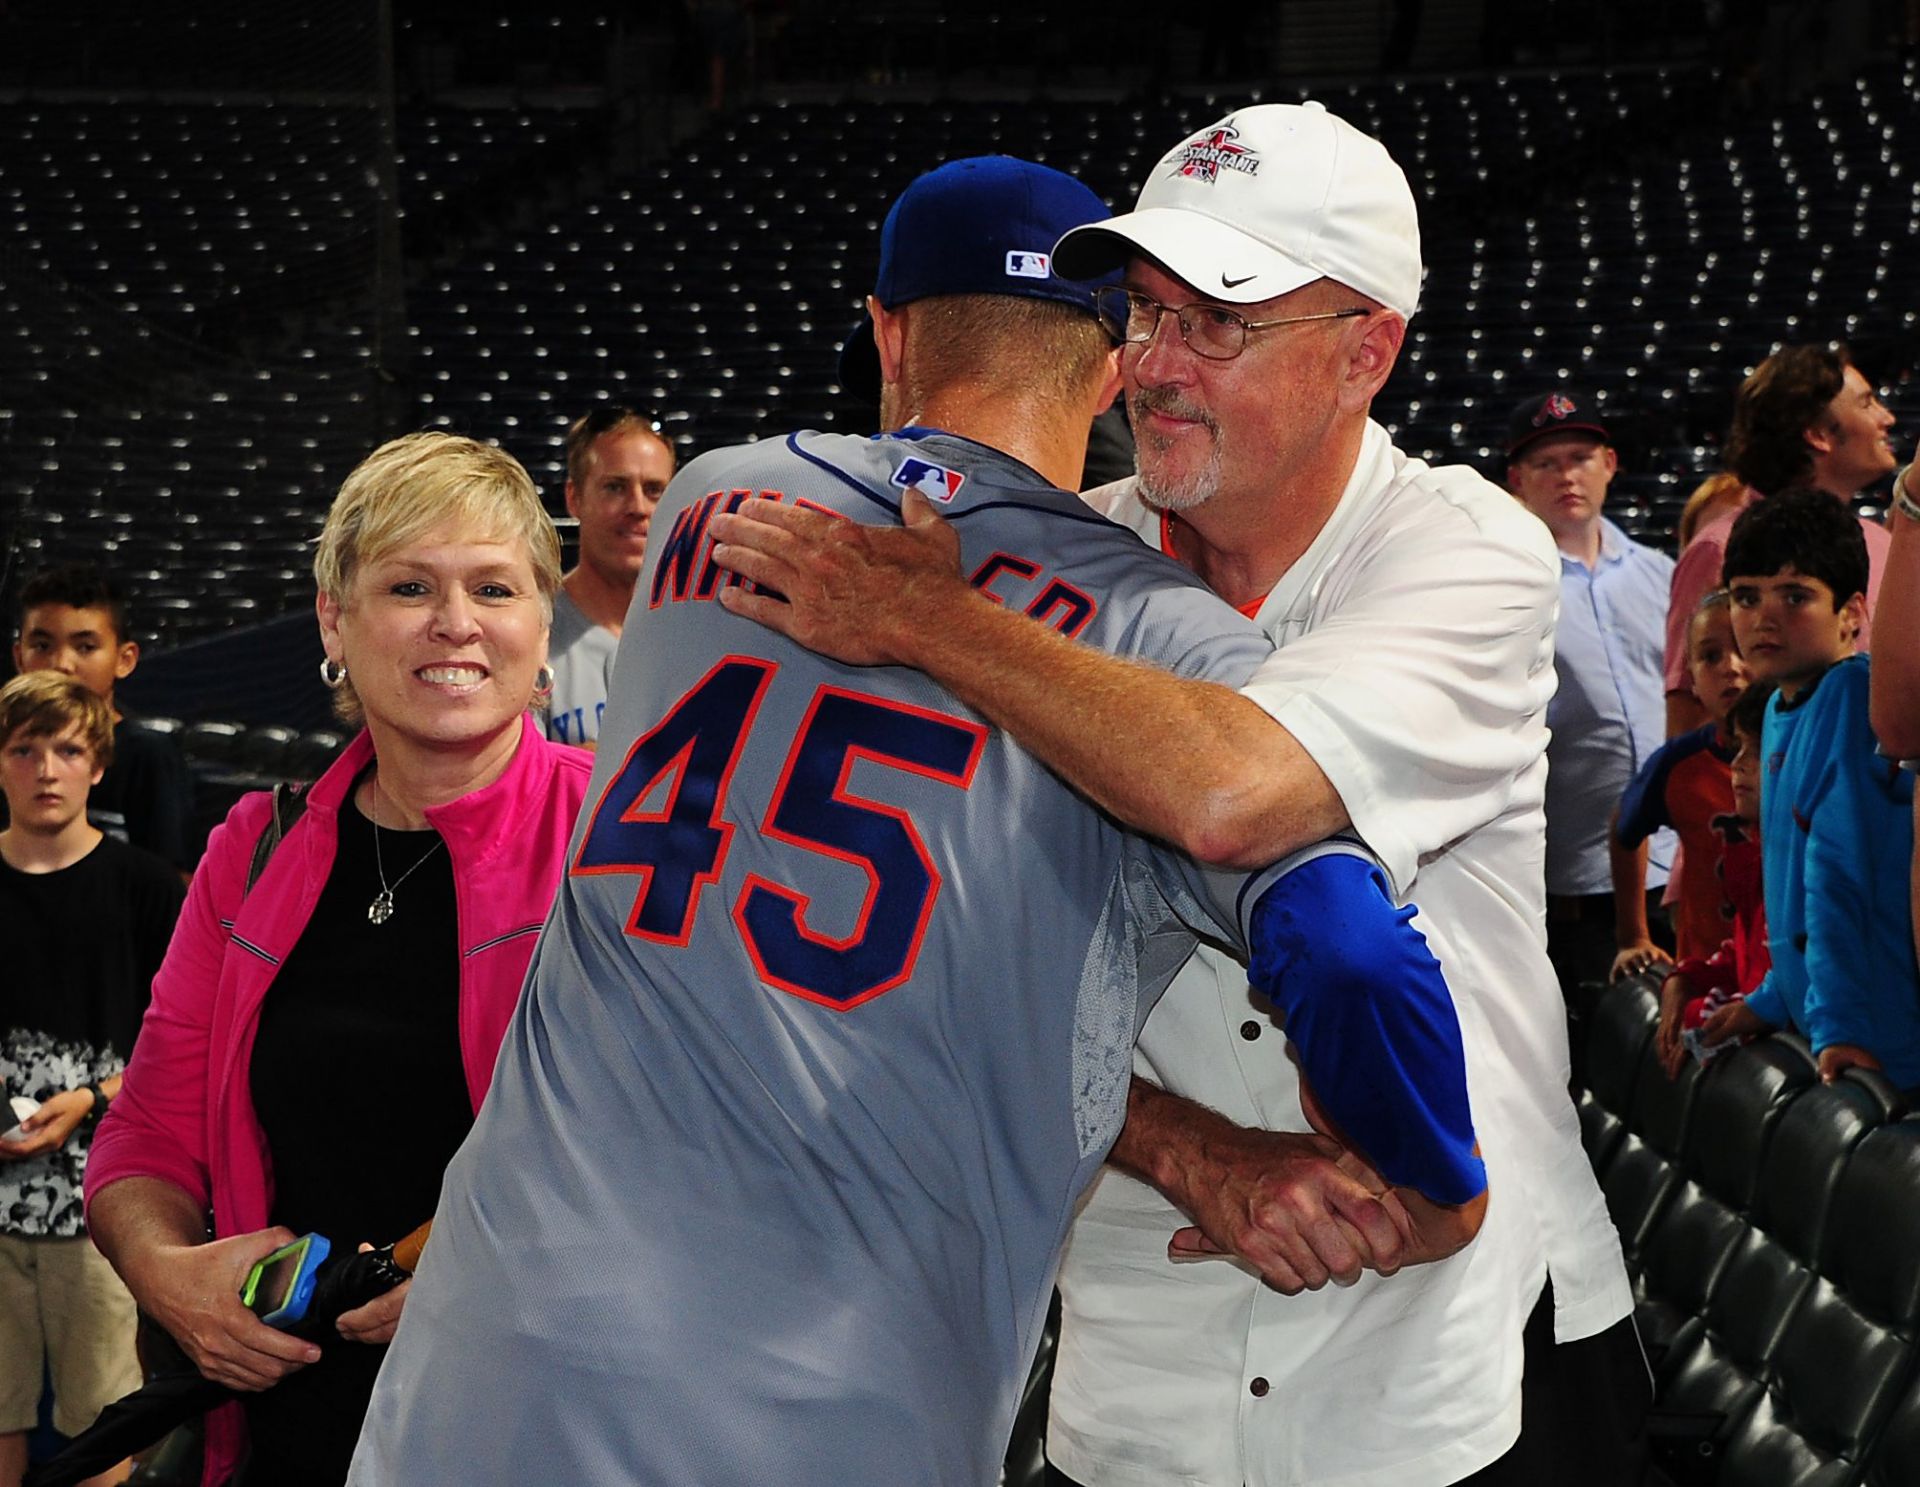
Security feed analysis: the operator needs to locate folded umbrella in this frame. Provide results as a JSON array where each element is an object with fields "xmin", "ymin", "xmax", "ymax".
[{"xmin": 25, "ymin": 1223, "xmax": 430, "ymax": 1487}]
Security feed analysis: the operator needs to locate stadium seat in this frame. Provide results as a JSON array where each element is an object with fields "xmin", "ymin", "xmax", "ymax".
[
  {"xmin": 1631, "ymin": 1040, "xmax": 1816, "ymax": 1370},
  {"xmin": 1602, "ymin": 1032, "xmax": 1702, "ymax": 1265},
  {"xmin": 1709, "ymin": 1076, "xmax": 1909, "ymax": 1482},
  {"xmin": 1581, "ymin": 977, "xmax": 1659, "ymax": 1177}
]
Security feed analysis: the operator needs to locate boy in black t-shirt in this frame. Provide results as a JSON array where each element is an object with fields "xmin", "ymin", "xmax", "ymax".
[
  {"xmin": 0, "ymin": 671, "xmax": 184, "ymax": 1485},
  {"xmin": 12, "ymin": 562, "xmax": 195, "ymax": 873}
]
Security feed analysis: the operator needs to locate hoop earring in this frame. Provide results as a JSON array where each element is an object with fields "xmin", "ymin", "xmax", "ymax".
[
  {"xmin": 532, "ymin": 663, "xmax": 556, "ymax": 707},
  {"xmin": 320, "ymin": 657, "xmax": 349, "ymax": 690}
]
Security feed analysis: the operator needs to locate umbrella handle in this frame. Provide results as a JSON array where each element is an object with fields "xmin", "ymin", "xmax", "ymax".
[{"xmin": 393, "ymin": 1219, "xmax": 431, "ymax": 1274}]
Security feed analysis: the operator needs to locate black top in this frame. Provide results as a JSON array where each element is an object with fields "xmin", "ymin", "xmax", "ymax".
[
  {"xmin": 243, "ymin": 796, "xmax": 471, "ymax": 1487},
  {"xmin": 0, "ymin": 835, "xmax": 184, "ymax": 1238},
  {"xmin": 90, "ymin": 719, "xmax": 196, "ymax": 870}
]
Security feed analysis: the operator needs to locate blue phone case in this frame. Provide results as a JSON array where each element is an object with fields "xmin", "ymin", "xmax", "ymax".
[{"xmin": 251, "ymin": 1233, "xmax": 332, "ymax": 1329}]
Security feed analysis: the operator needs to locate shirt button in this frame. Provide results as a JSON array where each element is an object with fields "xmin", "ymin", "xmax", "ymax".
[
  {"xmin": 1240, "ymin": 1020, "xmax": 1262, "ymax": 1041},
  {"xmin": 1249, "ymin": 1377, "xmax": 1270, "ymax": 1398}
]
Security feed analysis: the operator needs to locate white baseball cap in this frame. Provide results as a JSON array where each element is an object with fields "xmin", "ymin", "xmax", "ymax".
[{"xmin": 1052, "ymin": 102, "xmax": 1423, "ymax": 317}]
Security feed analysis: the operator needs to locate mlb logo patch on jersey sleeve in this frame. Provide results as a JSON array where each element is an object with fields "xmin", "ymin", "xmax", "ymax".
[
  {"xmin": 891, "ymin": 457, "xmax": 967, "ymax": 504},
  {"xmin": 1005, "ymin": 251, "xmax": 1051, "ymax": 280}
]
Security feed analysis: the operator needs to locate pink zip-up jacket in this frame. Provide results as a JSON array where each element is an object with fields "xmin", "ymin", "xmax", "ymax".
[{"xmin": 85, "ymin": 715, "xmax": 594, "ymax": 1485}]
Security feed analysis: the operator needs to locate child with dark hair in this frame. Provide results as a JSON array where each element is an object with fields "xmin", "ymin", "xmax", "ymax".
[
  {"xmin": 1654, "ymin": 684, "xmax": 1771, "ymax": 1078},
  {"xmin": 12, "ymin": 562, "xmax": 194, "ymax": 871},
  {"xmin": 0, "ymin": 672, "xmax": 184, "ymax": 1484},
  {"xmin": 1701, "ymin": 489, "xmax": 1920, "ymax": 1085}
]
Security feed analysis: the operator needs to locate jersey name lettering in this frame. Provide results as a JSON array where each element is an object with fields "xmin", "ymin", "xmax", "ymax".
[{"xmin": 650, "ymin": 491, "xmax": 1101, "ymax": 637}]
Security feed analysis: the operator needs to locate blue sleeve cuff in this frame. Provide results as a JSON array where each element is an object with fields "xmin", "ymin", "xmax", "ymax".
[
  {"xmin": 1245, "ymin": 849, "xmax": 1486, "ymax": 1205},
  {"xmin": 1741, "ymin": 972, "xmax": 1787, "ymax": 1031}
]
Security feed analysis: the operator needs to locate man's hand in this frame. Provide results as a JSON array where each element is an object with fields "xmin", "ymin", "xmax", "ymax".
[
  {"xmin": 1160, "ymin": 1123, "xmax": 1406, "ymax": 1294},
  {"xmin": 1701, "ymin": 999, "xmax": 1769, "ymax": 1048},
  {"xmin": 1817, "ymin": 1042, "xmax": 1884, "ymax": 1084},
  {"xmin": 1383, "ymin": 1183, "xmax": 1489, "ymax": 1268},
  {"xmin": 1610, "ymin": 939, "xmax": 1673, "ymax": 983},
  {"xmin": 0, "ymin": 1087, "xmax": 93, "ymax": 1160},
  {"xmin": 710, "ymin": 490, "xmax": 969, "ymax": 665}
]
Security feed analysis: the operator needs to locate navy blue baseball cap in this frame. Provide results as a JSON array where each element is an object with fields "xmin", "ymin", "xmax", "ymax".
[{"xmin": 837, "ymin": 155, "xmax": 1120, "ymax": 402}]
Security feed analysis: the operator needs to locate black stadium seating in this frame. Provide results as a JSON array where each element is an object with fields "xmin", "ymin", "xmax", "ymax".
[
  {"xmin": 13, "ymin": 57, "xmax": 1917, "ymax": 655},
  {"xmin": 1583, "ymin": 978, "xmax": 1920, "ymax": 1486}
]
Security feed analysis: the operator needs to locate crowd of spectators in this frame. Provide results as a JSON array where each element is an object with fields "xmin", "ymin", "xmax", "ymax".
[{"xmin": 1485, "ymin": 343, "xmax": 1920, "ymax": 1111}]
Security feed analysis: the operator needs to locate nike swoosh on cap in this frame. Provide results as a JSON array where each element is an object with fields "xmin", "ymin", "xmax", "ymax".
[{"xmin": 1221, "ymin": 273, "xmax": 1257, "ymax": 289}]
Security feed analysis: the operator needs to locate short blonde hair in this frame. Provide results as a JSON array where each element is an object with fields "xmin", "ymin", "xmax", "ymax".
[
  {"xmin": 0, "ymin": 671, "xmax": 115, "ymax": 770},
  {"xmin": 315, "ymin": 432, "xmax": 561, "ymax": 725}
]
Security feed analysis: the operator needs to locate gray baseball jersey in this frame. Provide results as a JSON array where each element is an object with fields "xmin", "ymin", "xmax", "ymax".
[
  {"xmin": 349, "ymin": 430, "xmax": 1277, "ymax": 1487},
  {"xmin": 541, "ymin": 587, "xmax": 620, "ymax": 747}
]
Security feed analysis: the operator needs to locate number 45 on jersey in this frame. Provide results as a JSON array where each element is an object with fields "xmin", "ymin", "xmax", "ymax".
[{"xmin": 573, "ymin": 656, "xmax": 987, "ymax": 1011}]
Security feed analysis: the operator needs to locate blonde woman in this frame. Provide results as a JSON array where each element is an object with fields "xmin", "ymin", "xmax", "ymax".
[{"xmin": 85, "ymin": 434, "xmax": 594, "ymax": 1487}]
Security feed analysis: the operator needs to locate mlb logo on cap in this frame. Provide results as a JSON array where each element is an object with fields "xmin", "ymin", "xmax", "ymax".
[
  {"xmin": 1006, "ymin": 250, "xmax": 1051, "ymax": 279},
  {"xmin": 891, "ymin": 457, "xmax": 967, "ymax": 504}
]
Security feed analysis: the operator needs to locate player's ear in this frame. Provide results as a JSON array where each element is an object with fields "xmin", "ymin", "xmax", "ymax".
[
  {"xmin": 872, "ymin": 297, "xmax": 908, "ymax": 386},
  {"xmin": 1092, "ymin": 345, "xmax": 1123, "ymax": 416}
]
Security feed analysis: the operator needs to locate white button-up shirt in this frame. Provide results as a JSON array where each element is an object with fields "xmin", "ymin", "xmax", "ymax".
[{"xmin": 1048, "ymin": 422, "xmax": 1632, "ymax": 1487}]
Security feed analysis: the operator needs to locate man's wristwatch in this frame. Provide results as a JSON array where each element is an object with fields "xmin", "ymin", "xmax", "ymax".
[{"xmin": 1893, "ymin": 462, "xmax": 1920, "ymax": 525}]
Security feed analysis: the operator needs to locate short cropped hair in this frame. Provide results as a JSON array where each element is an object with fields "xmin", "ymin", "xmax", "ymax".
[
  {"xmin": 1722, "ymin": 486, "xmax": 1868, "ymax": 608},
  {"xmin": 1724, "ymin": 344, "xmax": 1850, "ymax": 496},
  {"xmin": 314, "ymin": 433, "xmax": 562, "ymax": 724},
  {"xmin": 895, "ymin": 295, "xmax": 1112, "ymax": 419},
  {"xmin": 1727, "ymin": 682, "xmax": 1774, "ymax": 743},
  {"xmin": 563, "ymin": 407, "xmax": 671, "ymax": 489},
  {"xmin": 17, "ymin": 561, "xmax": 132, "ymax": 644},
  {"xmin": 0, "ymin": 670, "xmax": 115, "ymax": 770}
]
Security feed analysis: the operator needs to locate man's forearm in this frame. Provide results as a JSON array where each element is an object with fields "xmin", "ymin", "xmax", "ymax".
[
  {"xmin": 1109, "ymin": 1076, "xmax": 1227, "ymax": 1197},
  {"xmin": 709, "ymin": 491, "xmax": 1346, "ymax": 867},
  {"xmin": 1871, "ymin": 498, "xmax": 1920, "ymax": 756},
  {"xmin": 885, "ymin": 580, "xmax": 1345, "ymax": 869}
]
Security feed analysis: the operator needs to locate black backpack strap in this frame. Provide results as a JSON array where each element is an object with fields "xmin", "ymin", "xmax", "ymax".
[{"xmin": 246, "ymin": 781, "xmax": 311, "ymax": 895}]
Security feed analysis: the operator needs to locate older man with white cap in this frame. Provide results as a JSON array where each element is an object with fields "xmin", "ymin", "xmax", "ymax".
[{"xmin": 712, "ymin": 102, "xmax": 1642, "ymax": 1487}]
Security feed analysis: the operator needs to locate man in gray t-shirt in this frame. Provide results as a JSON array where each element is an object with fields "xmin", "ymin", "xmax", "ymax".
[{"xmin": 542, "ymin": 408, "xmax": 675, "ymax": 748}]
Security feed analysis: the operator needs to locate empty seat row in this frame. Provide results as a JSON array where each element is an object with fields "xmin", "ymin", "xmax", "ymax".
[{"xmin": 1580, "ymin": 978, "xmax": 1920, "ymax": 1485}]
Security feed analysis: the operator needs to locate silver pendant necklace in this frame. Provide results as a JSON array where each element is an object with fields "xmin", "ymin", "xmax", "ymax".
[{"xmin": 367, "ymin": 788, "xmax": 446, "ymax": 926}]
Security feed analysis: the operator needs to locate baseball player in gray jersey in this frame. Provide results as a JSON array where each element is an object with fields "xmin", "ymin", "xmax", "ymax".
[{"xmin": 348, "ymin": 158, "xmax": 1483, "ymax": 1487}]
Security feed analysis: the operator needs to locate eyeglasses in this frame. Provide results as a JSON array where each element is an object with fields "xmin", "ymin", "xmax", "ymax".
[{"xmin": 1093, "ymin": 286, "xmax": 1368, "ymax": 361}]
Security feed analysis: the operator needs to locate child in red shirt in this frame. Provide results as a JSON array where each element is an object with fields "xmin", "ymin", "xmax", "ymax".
[
  {"xmin": 1654, "ymin": 683, "xmax": 1771, "ymax": 1078},
  {"xmin": 1613, "ymin": 591, "xmax": 1747, "ymax": 976}
]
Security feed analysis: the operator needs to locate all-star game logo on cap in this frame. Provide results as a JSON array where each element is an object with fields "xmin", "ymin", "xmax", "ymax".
[
  {"xmin": 891, "ymin": 457, "xmax": 967, "ymax": 504},
  {"xmin": 1170, "ymin": 121, "xmax": 1261, "ymax": 184}
]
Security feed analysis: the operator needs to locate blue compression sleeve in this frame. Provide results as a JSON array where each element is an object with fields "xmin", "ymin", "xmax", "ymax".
[{"xmin": 1245, "ymin": 851, "xmax": 1486, "ymax": 1205}]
